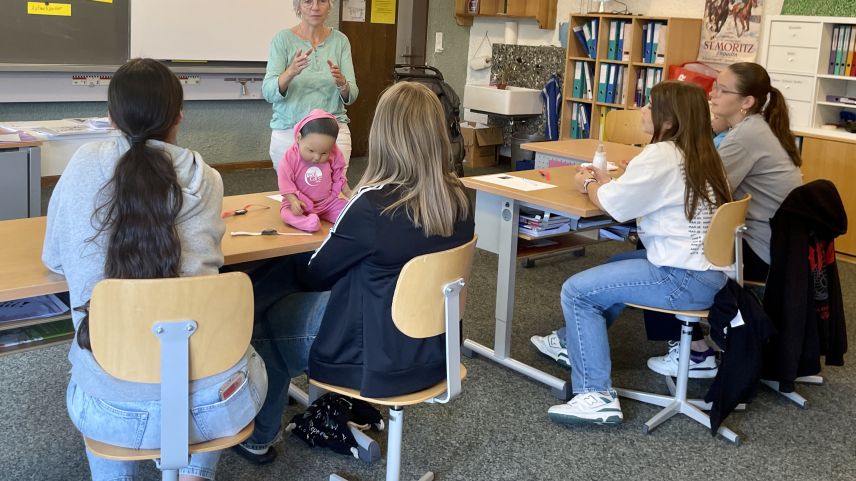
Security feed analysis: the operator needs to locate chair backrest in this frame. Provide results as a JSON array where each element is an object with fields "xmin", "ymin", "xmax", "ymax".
[
  {"xmin": 88, "ymin": 272, "xmax": 254, "ymax": 384},
  {"xmin": 604, "ymin": 109, "xmax": 650, "ymax": 146},
  {"xmin": 703, "ymin": 194, "xmax": 751, "ymax": 268},
  {"xmin": 391, "ymin": 237, "xmax": 477, "ymax": 339}
]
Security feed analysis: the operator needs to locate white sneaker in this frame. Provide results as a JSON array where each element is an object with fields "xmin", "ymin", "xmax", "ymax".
[
  {"xmin": 530, "ymin": 331, "xmax": 570, "ymax": 368},
  {"xmin": 646, "ymin": 341, "xmax": 718, "ymax": 379},
  {"xmin": 548, "ymin": 391, "xmax": 623, "ymax": 426}
]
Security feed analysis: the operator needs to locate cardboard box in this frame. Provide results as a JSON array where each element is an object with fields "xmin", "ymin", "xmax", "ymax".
[{"xmin": 460, "ymin": 121, "xmax": 503, "ymax": 168}]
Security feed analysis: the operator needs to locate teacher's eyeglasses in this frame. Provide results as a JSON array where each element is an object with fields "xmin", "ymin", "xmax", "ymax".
[
  {"xmin": 711, "ymin": 81, "xmax": 742, "ymax": 96},
  {"xmin": 301, "ymin": 0, "xmax": 329, "ymax": 6}
]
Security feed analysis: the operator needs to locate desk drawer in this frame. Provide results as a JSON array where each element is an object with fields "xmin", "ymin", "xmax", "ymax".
[
  {"xmin": 786, "ymin": 100, "xmax": 812, "ymax": 128},
  {"xmin": 770, "ymin": 73, "xmax": 815, "ymax": 102},
  {"xmin": 768, "ymin": 21, "xmax": 821, "ymax": 47},
  {"xmin": 766, "ymin": 46, "xmax": 818, "ymax": 74}
]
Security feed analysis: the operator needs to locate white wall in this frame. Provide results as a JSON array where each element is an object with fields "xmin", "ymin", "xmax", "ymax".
[{"xmin": 464, "ymin": 0, "xmax": 785, "ymax": 87}]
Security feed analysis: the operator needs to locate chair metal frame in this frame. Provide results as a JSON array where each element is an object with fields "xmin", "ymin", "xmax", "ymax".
[
  {"xmin": 615, "ymin": 195, "xmax": 751, "ymax": 445},
  {"xmin": 313, "ymin": 237, "xmax": 477, "ymax": 481}
]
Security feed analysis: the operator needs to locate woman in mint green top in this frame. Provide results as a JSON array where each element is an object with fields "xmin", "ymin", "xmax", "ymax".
[{"xmin": 263, "ymin": 0, "xmax": 358, "ymax": 180}]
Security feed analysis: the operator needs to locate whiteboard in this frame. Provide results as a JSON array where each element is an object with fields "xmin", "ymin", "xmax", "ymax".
[{"xmin": 131, "ymin": 0, "xmax": 299, "ymax": 62}]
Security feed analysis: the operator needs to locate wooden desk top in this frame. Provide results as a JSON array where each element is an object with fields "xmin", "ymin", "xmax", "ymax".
[
  {"xmin": 520, "ymin": 139, "xmax": 643, "ymax": 163},
  {"xmin": 793, "ymin": 127, "xmax": 856, "ymax": 145},
  {"xmin": 0, "ymin": 141, "xmax": 42, "ymax": 149},
  {"xmin": 0, "ymin": 191, "xmax": 329, "ymax": 302},
  {"xmin": 221, "ymin": 191, "xmax": 329, "ymax": 264},
  {"xmin": 461, "ymin": 165, "xmax": 607, "ymax": 218}
]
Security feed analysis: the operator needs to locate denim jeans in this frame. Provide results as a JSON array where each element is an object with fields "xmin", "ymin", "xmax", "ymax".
[
  {"xmin": 67, "ymin": 350, "xmax": 267, "ymax": 481},
  {"xmin": 555, "ymin": 249, "xmax": 650, "ymax": 348},
  {"xmin": 239, "ymin": 256, "xmax": 328, "ymax": 450},
  {"xmin": 560, "ymin": 250, "xmax": 727, "ymax": 394}
]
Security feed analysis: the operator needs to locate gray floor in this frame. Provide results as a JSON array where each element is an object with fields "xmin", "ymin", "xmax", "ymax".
[{"xmin": 10, "ymin": 159, "xmax": 856, "ymax": 480}]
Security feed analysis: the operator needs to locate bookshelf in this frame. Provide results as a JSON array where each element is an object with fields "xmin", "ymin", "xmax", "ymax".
[
  {"xmin": 560, "ymin": 14, "xmax": 701, "ymax": 140},
  {"xmin": 454, "ymin": 0, "xmax": 557, "ymax": 30}
]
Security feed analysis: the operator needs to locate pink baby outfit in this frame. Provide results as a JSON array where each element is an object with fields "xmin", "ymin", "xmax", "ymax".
[{"xmin": 278, "ymin": 109, "xmax": 348, "ymax": 232}]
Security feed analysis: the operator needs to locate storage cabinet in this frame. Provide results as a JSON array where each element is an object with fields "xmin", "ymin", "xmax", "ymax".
[
  {"xmin": 454, "ymin": 0, "xmax": 557, "ymax": 30},
  {"xmin": 0, "ymin": 142, "xmax": 41, "ymax": 221},
  {"xmin": 761, "ymin": 15, "xmax": 856, "ymax": 132},
  {"xmin": 559, "ymin": 14, "xmax": 701, "ymax": 140}
]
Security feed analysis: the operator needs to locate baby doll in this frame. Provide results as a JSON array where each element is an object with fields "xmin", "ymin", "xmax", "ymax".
[{"xmin": 278, "ymin": 109, "xmax": 348, "ymax": 232}]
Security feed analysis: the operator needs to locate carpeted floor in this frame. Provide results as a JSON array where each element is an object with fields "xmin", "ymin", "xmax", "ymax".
[{"xmin": 10, "ymin": 158, "xmax": 856, "ymax": 480}]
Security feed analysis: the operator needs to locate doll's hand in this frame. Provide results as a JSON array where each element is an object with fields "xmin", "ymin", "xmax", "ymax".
[{"xmin": 290, "ymin": 200, "xmax": 307, "ymax": 216}]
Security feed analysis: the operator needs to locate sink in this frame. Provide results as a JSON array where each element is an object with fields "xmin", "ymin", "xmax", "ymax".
[{"xmin": 463, "ymin": 85, "xmax": 542, "ymax": 116}]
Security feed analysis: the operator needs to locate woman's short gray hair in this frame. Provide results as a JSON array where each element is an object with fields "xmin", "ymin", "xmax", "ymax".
[{"xmin": 293, "ymin": 0, "xmax": 334, "ymax": 17}]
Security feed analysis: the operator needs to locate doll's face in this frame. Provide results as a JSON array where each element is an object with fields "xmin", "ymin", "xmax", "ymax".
[{"xmin": 297, "ymin": 132, "xmax": 336, "ymax": 164}]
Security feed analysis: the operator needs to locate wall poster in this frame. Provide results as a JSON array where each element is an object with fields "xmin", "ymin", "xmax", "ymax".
[{"xmin": 698, "ymin": 0, "xmax": 763, "ymax": 65}]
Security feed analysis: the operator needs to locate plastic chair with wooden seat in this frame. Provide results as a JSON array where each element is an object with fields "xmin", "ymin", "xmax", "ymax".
[
  {"xmin": 603, "ymin": 109, "xmax": 651, "ymax": 146},
  {"xmin": 84, "ymin": 272, "xmax": 256, "ymax": 481},
  {"xmin": 311, "ymin": 237, "xmax": 477, "ymax": 481},
  {"xmin": 615, "ymin": 195, "xmax": 751, "ymax": 445}
]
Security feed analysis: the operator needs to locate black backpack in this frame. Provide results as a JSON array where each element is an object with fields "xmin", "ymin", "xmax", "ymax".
[{"xmin": 393, "ymin": 64, "xmax": 465, "ymax": 177}]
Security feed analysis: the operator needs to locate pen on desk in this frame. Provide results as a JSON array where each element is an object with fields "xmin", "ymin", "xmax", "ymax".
[{"xmin": 538, "ymin": 169, "xmax": 551, "ymax": 181}]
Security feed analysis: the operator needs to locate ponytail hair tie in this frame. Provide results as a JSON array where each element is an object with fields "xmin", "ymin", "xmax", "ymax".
[
  {"xmin": 761, "ymin": 91, "xmax": 771, "ymax": 112},
  {"xmin": 129, "ymin": 135, "xmax": 147, "ymax": 144}
]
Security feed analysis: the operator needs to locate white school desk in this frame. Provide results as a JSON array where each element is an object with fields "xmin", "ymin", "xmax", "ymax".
[{"xmin": 461, "ymin": 140, "xmax": 641, "ymax": 399}]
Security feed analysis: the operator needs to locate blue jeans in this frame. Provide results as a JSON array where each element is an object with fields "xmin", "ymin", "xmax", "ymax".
[
  {"xmin": 560, "ymin": 250, "xmax": 727, "ymax": 394},
  {"xmin": 241, "ymin": 256, "xmax": 328, "ymax": 450},
  {"xmin": 67, "ymin": 350, "xmax": 267, "ymax": 481}
]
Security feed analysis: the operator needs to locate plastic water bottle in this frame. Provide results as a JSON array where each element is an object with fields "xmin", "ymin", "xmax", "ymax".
[{"xmin": 592, "ymin": 143, "xmax": 608, "ymax": 172}]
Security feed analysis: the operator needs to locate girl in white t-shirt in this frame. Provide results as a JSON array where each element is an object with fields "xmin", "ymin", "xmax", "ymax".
[{"xmin": 546, "ymin": 81, "xmax": 732, "ymax": 427}]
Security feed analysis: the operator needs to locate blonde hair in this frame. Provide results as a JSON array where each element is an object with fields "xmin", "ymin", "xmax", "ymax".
[{"xmin": 357, "ymin": 82, "xmax": 470, "ymax": 237}]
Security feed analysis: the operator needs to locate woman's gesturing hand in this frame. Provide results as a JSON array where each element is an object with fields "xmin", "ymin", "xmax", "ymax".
[
  {"xmin": 286, "ymin": 48, "xmax": 314, "ymax": 79},
  {"xmin": 327, "ymin": 60, "xmax": 346, "ymax": 88}
]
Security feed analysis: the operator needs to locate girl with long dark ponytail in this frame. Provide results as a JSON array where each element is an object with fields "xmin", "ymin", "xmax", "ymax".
[
  {"xmin": 42, "ymin": 58, "xmax": 266, "ymax": 480},
  {"xmin": 76, "ymin": 58, "xmax": 186, "ymax": 350}
]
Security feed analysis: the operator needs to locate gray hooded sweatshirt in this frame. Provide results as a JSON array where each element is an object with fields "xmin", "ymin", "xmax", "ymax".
[{"xmin": 43, "ymin": 137, "xmax": 252, "ymax": 401}]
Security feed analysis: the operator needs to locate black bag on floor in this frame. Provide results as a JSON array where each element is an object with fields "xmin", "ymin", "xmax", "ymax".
[
  {"xmin": 286, "ymin": 393, "xmax": 384, "ymax": 457},
  {"xmin": 393, "ymin": 64, "xmax": 465, "ymax": 177}
]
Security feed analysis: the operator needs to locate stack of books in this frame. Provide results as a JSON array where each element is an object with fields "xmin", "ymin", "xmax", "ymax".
[{"xmin": 519, "ymin": 207, "xmax": 572, "ymax": 237}]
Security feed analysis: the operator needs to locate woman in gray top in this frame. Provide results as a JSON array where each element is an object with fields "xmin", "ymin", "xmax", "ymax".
[
  {"xmin": 710, "ymin": 62, "xmax": 802, "ymax": 272},
  {"xmin": 43, "ymin": 59, "xmax": 266, "ymax": 481}
]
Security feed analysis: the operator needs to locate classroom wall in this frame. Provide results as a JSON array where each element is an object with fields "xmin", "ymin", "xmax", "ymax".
[
  {"xmin": 426, "ymin": 0, "xmax": 472, "ymax": 99},
  {"xmin": 0, "ymin": 4, "xmax": 342, "ymax": 168}
]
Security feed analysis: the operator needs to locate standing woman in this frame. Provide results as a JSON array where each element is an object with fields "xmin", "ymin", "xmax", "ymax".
[
  {"xmin": 264, "ymin": 0, "xmax": 358, "ymax": 181},
  {"xmin": 43, "ymin": 59, "xmax": 266, "ymax": 481}
]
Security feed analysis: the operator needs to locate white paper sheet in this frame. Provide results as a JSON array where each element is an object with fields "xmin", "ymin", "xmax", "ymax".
[
  {"xmin": 267, "ymin": 194, "xmax": 284, "ymax": 202},
  {"xmin": 472, "ymin": 174, "xmax": 557, "ymax": 192},
  {"xmin": 342, "ymin": 0, "xmax": 366, "ymax": 21}
]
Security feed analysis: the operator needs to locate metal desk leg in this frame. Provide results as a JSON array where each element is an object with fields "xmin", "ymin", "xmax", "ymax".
[{"xmin": 462, "ymin": 198, "xmax": 571, "ymax": 400}]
